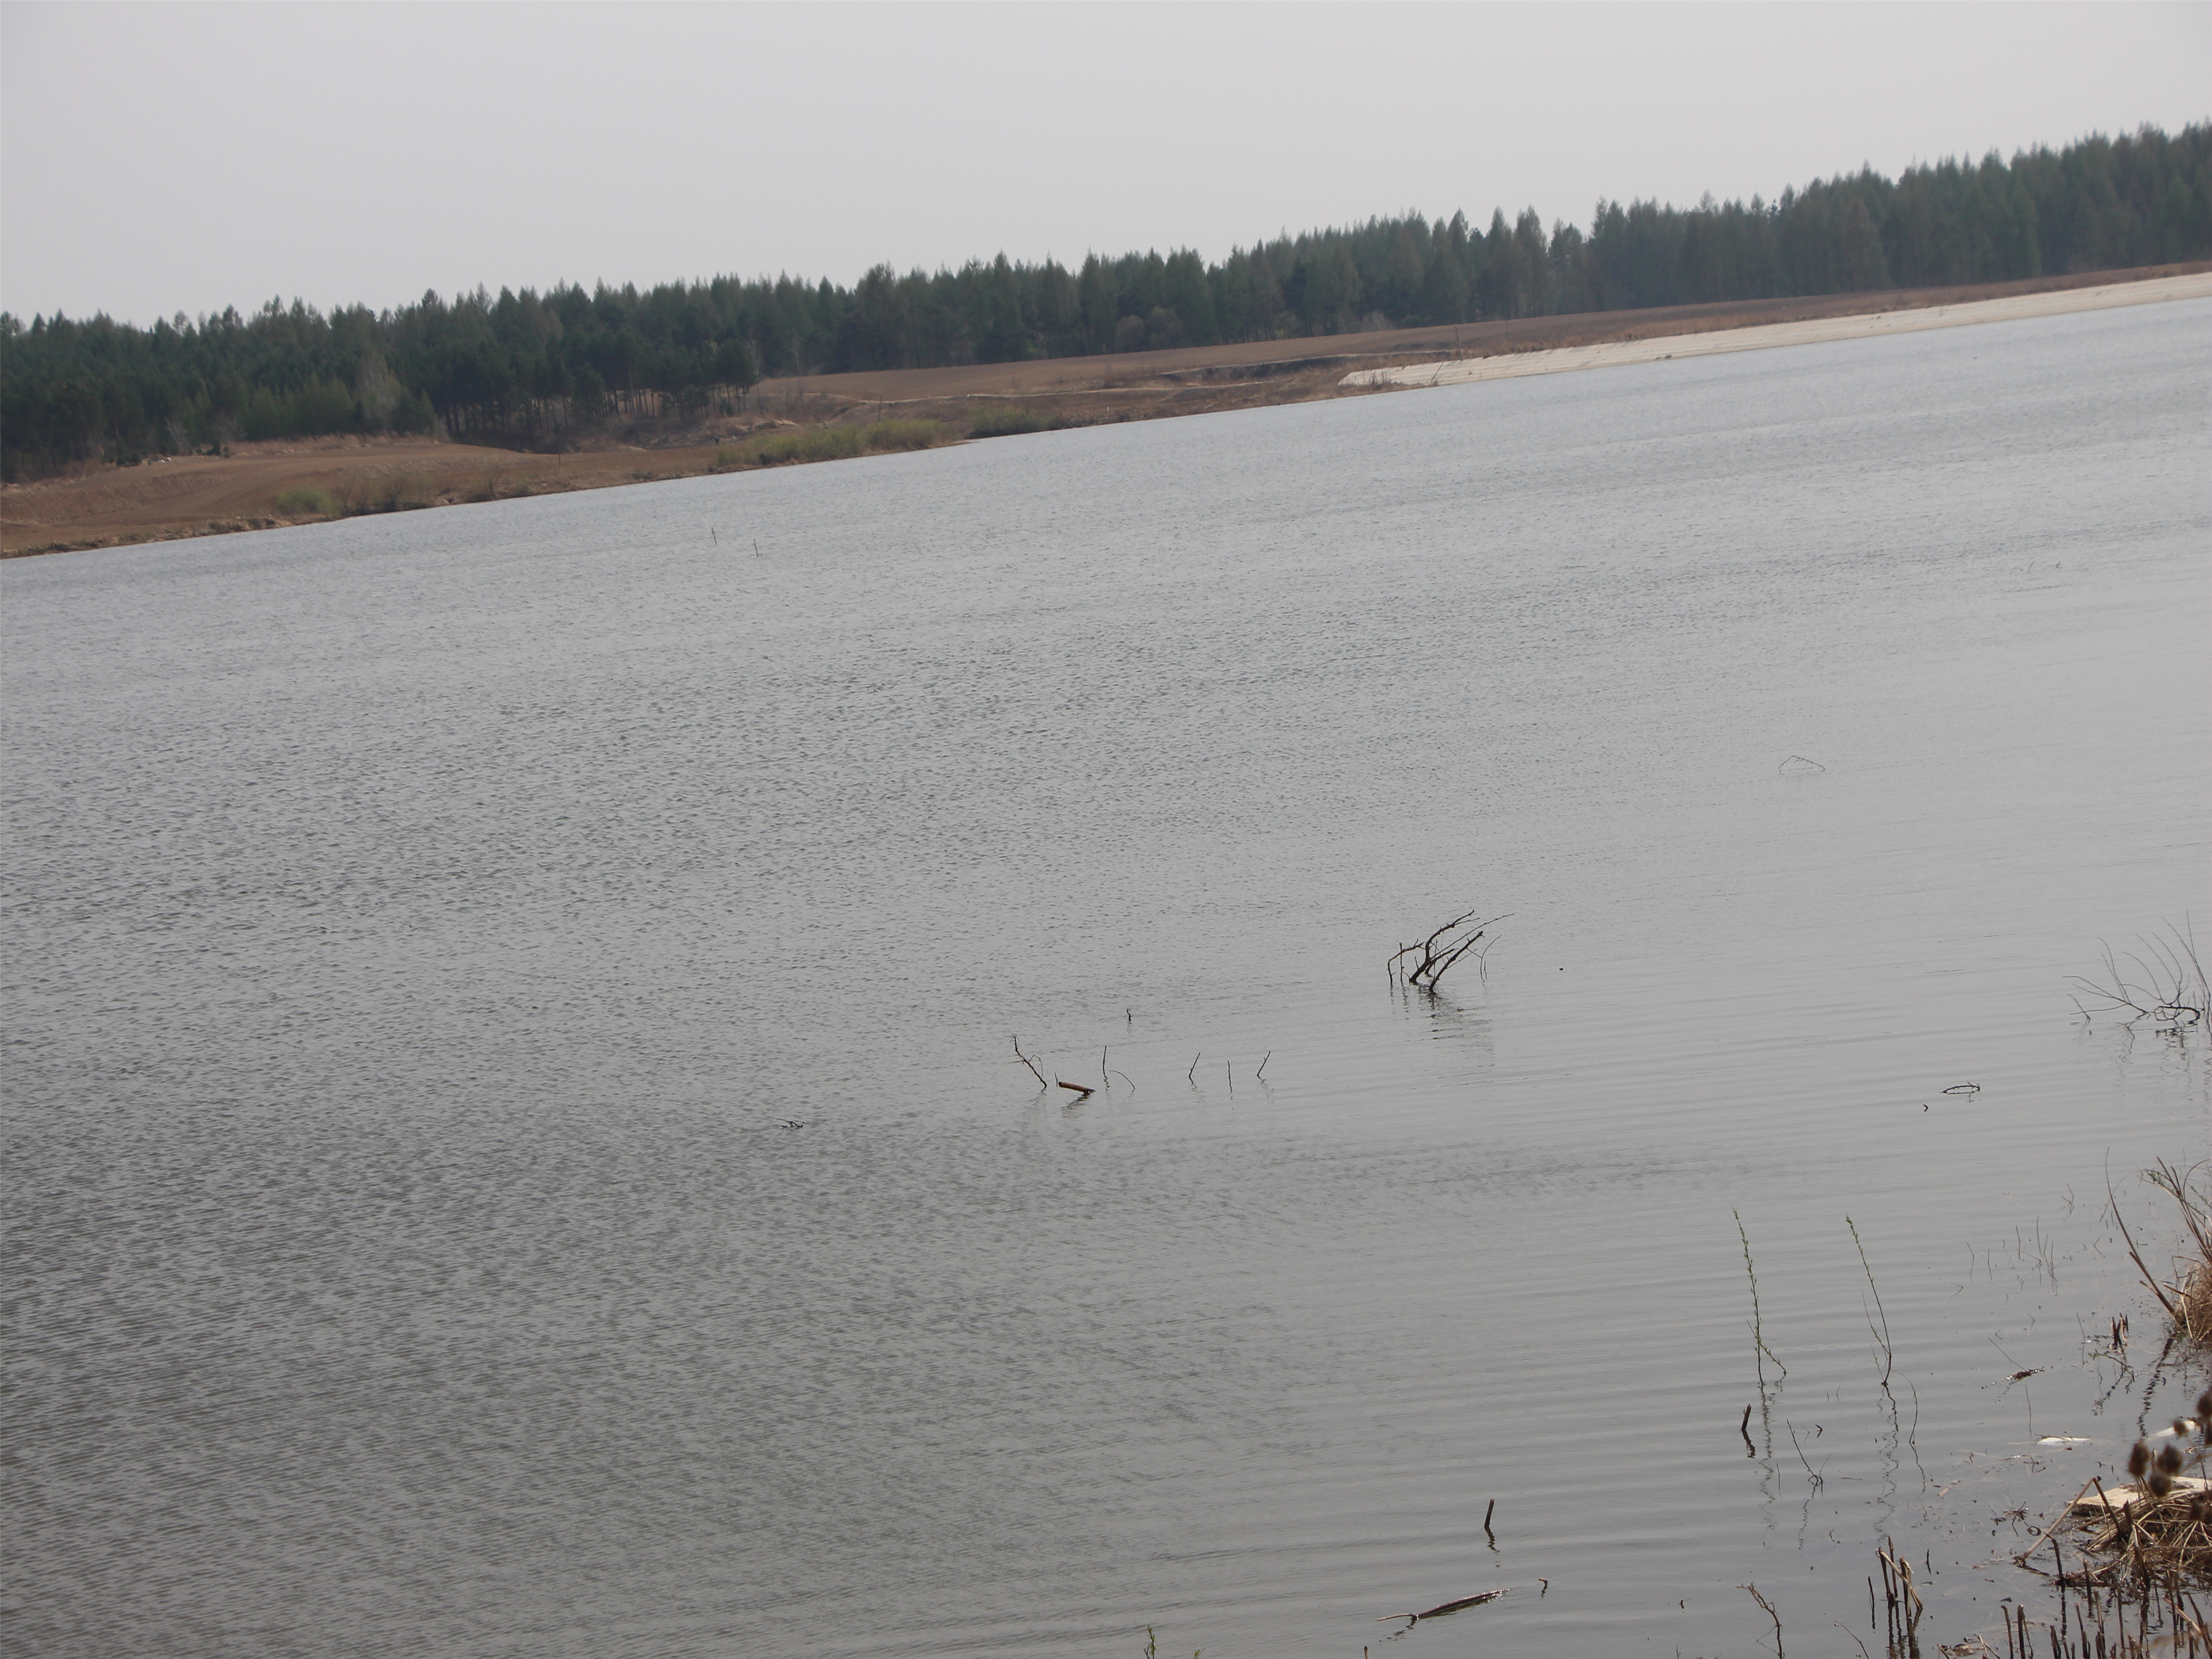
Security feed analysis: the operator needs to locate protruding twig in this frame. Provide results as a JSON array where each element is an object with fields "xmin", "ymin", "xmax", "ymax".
[
  {"xmin": 1056, "ymin": 1078, "xmax": 1094, "ymax": 1098},
  {"xmin": 1188, "ymin": 1052, "xmax": 1201, "ymax": 1083},
  {"xmin": 1785, "ymin": 1420, "xmax": 1824, "ymax": 1488},
  {"xmin": 2110, "ymin": 1171, "xmax": 2185, "ymax": 1324},
  {"xmin": 1739, "ymin": 1581, "xmax": 1784, "ymax": 1657},
  {"xmin": 1737, "ymin": 1212, "xmax": 1787, "ymax": 1381},
  {"xmin": 1011, "ymin": 1036, "xmax": 1048, "ymax": 1089},
  {"xmin": 1847, "ymin": 1215, "xmax": 1895, "ymax": 1389},
  {"xmin": 1256, "ymin": 1050, "xmax": 1271, "ymax": 1080}
]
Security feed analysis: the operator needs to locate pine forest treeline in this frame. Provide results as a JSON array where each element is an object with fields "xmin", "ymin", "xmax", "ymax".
[{"xmin": 5, "ymin": 124, "xmax": 2209, "ymax": 477}]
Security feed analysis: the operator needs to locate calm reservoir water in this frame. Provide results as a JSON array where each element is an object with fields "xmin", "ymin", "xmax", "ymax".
[{"xmin": 6, "ymin": 298, "xmax": 2210, "ymax": 1659}]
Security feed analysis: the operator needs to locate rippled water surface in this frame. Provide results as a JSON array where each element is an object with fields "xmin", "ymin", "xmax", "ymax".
[{"xmin": 6, "ymin": 300, "xmax": 2210, "ymax": 1659}]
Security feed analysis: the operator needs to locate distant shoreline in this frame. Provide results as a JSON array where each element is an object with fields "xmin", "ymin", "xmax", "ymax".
[
  {"xmin": 7, "ymin": 262, "xmax": 2206, "ymax": 560},
  {"xmin": 1342, "ymin": 272, "xmax": 2212, "ymax": 390}
]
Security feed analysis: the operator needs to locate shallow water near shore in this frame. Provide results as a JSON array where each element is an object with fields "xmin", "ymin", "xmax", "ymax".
[{"xmin": 5, "ymin": 299, "xmax": 2209, "ymax": 1658}]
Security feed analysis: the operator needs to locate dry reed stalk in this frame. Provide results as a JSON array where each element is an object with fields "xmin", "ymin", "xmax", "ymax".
[
  {"xmin": 2146, "ymin": 1163, "xmax": 2212, "ymax": 1347},
  {"xmin": 2115, "ymin": 1163, "xmax": 2212, "ymax": 1348}
]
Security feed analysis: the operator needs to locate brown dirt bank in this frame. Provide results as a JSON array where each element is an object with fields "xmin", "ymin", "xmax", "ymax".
[
  {"xmin": 8, "ymin": 262, "xmax": 2204, "ymax": 560},
  {"xmin": 0, "ymin": 435, "xmax": 757, "ymax": 557}
]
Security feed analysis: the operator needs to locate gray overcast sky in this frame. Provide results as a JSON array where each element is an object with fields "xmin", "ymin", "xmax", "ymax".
[{"xmin": 3, "ymin": 1, "xmax": 2206, "ymax": 326}]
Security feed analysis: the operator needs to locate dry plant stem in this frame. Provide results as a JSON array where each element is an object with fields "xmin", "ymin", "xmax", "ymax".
[
  {"xmin": 2111, "ymin": 1161, "xmax": 2212, "ymax": 1345},
  {"xmin": 1738, "ymin": 1212, "xmax": 1787, "ymax": 1383},
  {"xmin": 1740, "ymin": 1581, "xmax": 1785, "ymax": 1657},
  {"xmin": 2043, "ymin": 1460, "xmax": 2212, "ymax": 1598},
  {"xmin": 2144, "ymin": 1162, "xmax": 2212, "ymax": 1346},
  {"xmin": 2111, "ymin": 1173, "xmax": 2185, "ymax": 1326},
  {"xmin": 1011, "ymin": 1036, "xmax": 1050, "ymax": 1089},
  {"xmin": 1876, "ymin": 1538, "xmax": 1924, "ymax": 1656},
  {"xmin": 1786, "ymin": 1420, "xmax": 1824, "ymax": 1489},
  {"xmin": 1849, "ymin": 1215, "xmax": 1896, "ymax": 1387}
]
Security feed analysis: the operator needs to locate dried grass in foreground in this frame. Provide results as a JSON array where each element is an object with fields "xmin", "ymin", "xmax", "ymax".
[{"xmin": 2115, "ymin": 1162, "xmax": 2212, "ymax": 1350}]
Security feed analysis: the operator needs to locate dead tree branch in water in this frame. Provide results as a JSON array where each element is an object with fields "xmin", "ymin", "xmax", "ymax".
[
  {"xmin": 1388, "ymin": 909, "xmax": 1509, "ymax": 990},
  {"xmin": 2070, "ymin": 920, "xmax": 2208, "ymax": 1030}
]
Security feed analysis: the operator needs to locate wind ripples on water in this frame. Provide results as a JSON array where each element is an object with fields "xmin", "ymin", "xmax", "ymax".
[{"xmin": 4, "ymin": 299, "xmax": 2208, "ymax": 1658}]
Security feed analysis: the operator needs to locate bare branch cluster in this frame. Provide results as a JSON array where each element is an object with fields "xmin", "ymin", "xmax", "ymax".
[
  {"xmin": 1387, "ymin": 909, "xmax": 1509, "ymax": 990},
  {"xmin": 2070, "ymin": 922, "xmax": 2208, "ymax": 1030}
]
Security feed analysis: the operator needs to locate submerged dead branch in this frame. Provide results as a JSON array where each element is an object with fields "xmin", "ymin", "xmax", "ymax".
[
  {"xmin": 1378, "ymin": 1587, "xmax": 1510, "ymax": 1631},
  {"xmin": 1387, "ymin": 909, "xmax": 1510, "ymax": 990},
  {"xmin": 2069, "ymin": 920, "xmax": 2208, "ymax": 1031}
]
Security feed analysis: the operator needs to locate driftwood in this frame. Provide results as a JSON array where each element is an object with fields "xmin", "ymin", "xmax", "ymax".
[{"xmin": 1379, "ymin": 1586, "xmax": 1510, "ymax": 1629}]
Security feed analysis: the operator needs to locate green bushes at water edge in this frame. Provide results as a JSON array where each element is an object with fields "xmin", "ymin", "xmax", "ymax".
[
  {"xmin": 274, "ymin": 486, "xmax": 339, "ymax": 517},
  {"xmin": 966, "ymin": 405, "xmax": 1074, "ymax": 439},
  {"xmin": 714, "ymin": 419, "xmax": 945, "ymax": 471}
]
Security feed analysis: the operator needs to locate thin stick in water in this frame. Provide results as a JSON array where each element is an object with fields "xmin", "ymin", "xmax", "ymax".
[
  {"xmin": 1736, "ymin": 1212, "xmax": 1787, "ymax": 1382},
  {"xmin": 1739, "ymin": 1582, "xmax": 1784, "ymax": 1657},
  {"xmin": 1011, "ymin": 1036, "xmax": 1048, "ymax": 1089},
  {"xmin": 1847, "ymin": 1215, "xmax": 1895, "ymax": 1387}
]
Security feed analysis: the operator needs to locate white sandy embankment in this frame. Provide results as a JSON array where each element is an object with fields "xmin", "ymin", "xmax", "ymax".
[{"xmin": 1342, "ymin": 272, "xmax": 2212, "ymax": 390}]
